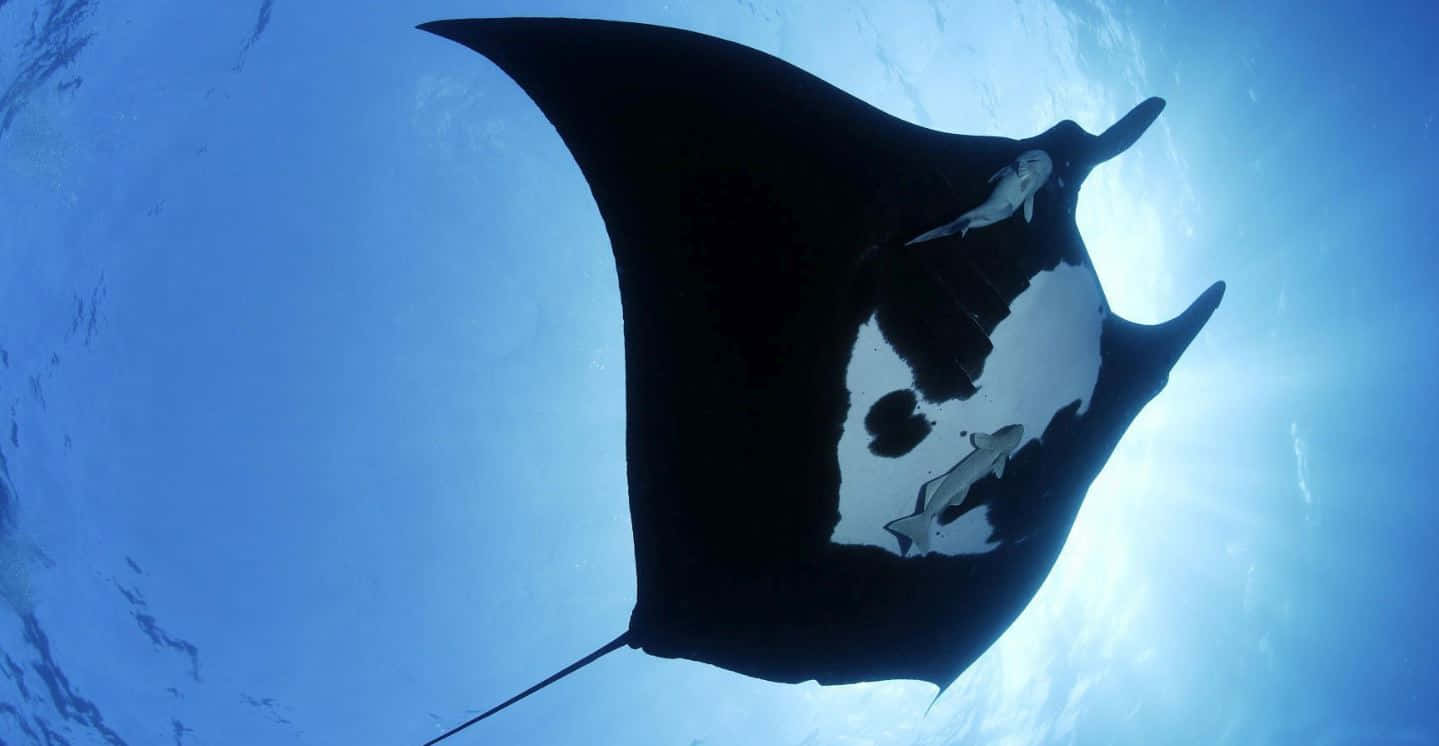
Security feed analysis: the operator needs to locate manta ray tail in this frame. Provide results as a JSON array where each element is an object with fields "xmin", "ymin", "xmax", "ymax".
[
  {"xmin": 884, "ymin": 514, "xmax": 930, "ymax": 556},
  {"xmin": 422, "ymin": 632, "xmax": 630, "ymax": 746}
]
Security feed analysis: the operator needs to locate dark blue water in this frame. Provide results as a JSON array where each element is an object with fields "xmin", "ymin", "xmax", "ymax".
[{"xmin": 1, "ymin": 1, "xmax": 1434, "ymax": 744}]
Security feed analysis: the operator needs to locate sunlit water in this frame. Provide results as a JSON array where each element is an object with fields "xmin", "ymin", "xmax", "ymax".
[{"xmin": 2, "ymin": 1, "xmax": 1435, "ymax": 744}]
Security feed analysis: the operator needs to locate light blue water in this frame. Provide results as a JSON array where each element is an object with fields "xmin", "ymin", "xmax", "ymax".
[{"xmin": 1, "ymin": 1, "xmax": 1434, "ymax": 744}]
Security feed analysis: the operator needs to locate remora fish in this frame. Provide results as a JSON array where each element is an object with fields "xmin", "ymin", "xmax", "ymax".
[
  {"xmin": 884, "ymin": 424, "xmax": 1024, "ymax": 556},
  {"xmin": 907, "ymin": 150, "xmax": 1054, "ymax": 245}
]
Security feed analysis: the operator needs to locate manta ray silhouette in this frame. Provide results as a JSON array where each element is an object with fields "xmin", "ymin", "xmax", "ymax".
[{"xmin": 416, "ymin": 17, "xmax": 1223, "ymax": 744}]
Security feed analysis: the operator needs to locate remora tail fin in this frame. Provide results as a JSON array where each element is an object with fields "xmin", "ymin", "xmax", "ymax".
[
  {"xmin": 906, "ymin": 216, "xmax": 973, "ymax": 246},
  {"xmin": 885, "ymin": 514, "xmax": 930, "ymax": 556}
]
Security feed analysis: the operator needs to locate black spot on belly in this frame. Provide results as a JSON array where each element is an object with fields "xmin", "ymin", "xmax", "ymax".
[{"xmin": 864, "ymin": 389, "xmax": 931, "ymax": 457}]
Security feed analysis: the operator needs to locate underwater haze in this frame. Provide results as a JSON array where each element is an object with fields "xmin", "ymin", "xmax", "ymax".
[{"xmin": 2, "ymin": 0, "xmax": 1436, "ymax": 744}]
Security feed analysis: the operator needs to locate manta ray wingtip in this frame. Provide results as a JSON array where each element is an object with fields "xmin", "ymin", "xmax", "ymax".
[
  {"xmin": 1102, "ymin": 279, "xmax": 1223, "ymax": 393},
  {"xmin": 415, "ymin": 19, "xmax": 451, "ymax": 34},
  {"xmin": 1200, "ymin": 279, "xmax": 1226, "ymax": 307},
  {"xmin": 1170, "ymin": 280, "xmax": 1222, "ymax": 364},
  {"xmin": 1153, "ymin": 280, "xmax": 1225, "ymax": 369},
  {"xmin": 1089, "ymin": 97, "xmax": 1168, "ymax": 167},
  {"xmin": 1184, "ymin": 281, "xmax": 1225, "ymax": 331},
  {"xmin": 415, "ymin": 18, "xmax": 503, "ymax": 44}
]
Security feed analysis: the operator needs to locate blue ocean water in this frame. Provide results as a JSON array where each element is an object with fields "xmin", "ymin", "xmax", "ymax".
[{"xmin": 1, "ymin": 1, "xmax": 1434, "ymax": 744}]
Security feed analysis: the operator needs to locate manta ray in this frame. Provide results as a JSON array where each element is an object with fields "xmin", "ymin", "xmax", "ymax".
[{"xmin": 414, "ymin": 17, "xmax": 1223, "ymax": 745}]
